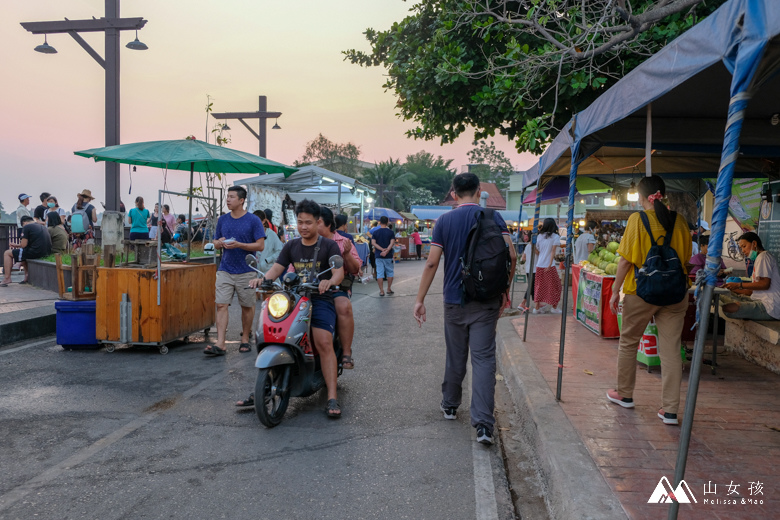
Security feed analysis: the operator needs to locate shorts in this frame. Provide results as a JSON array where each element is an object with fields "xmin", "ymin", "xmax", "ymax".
[
  {"xmin": 376, "ymin": 258, "xmax": 394, "ymax": 279},
  {"xmin": 724, "ymin": 300, "xmax": 778, "ymax": 321},
  {"xmin": 311, "ymin": 298, "xmax": 336, "ymax": 334},
  {"xmin": 332, "ymin": 289, "xmax": 351, "ymax": 300},
  {"xmin": 11, "ymin": 248, "xmax": 28, "ymax": 262},
  {"xmin": 215, "ymin": 270, "xmax": 257, "ymax": 308},
  {"xmin": 129, "ymin": 231, "xmax": 150, "ymax": 240}
]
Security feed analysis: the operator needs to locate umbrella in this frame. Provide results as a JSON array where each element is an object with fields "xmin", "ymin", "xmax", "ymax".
[
  {"xmin": 75, "ymin": 139, "xmax": 297, "ymax": 264},
  {"xmin": 363, "ymin": 207, "xmax": 404, "ymax": 221},
  {"xmin": 75, "ymin": 139, "xmax": 296, "ymax": 176},
  {"xmin": 523, "ymin": 176, "xmax": 611, "ymax": 204}
]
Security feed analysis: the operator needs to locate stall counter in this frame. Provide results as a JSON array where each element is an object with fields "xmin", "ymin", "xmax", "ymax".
[{"xmin": 571, "ymin": 264, "xmax": 620, "ymax": 338}]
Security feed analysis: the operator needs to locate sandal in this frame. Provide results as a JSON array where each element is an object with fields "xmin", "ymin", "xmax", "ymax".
[
  {"xmin": 18, "ymin": 280, "xmax": 29, "ymax": 285},
  {"xmin": 204, "ymin": 345, "xmax": 226, "ymax": 356},
  {"xmin": 387, "ymin": 290, "xmax": 394, "ymax": 295},
  {"xmin": 326, "ymin": 399, "xmax": 341, "ymax": 419},
  {"xmin": 379, "ymin": 292, "xmax": 385, "ymax": 297},
  {"xmin": 236, "ymin": 393, "xmax": 254, "ymax": 407},
  {"xmin": 239, "ymin": 343, "xmax": 252, "ymax": 353},
  {"xmin": 341, "ymin": 355, "xmax": 354, "ymax": 369}
]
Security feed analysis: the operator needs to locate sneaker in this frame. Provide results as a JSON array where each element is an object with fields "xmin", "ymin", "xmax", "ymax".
[
  {"xmin": 476, "ymin": 425, "xmax": 494, "ymax": 445},
  {"xmin": 532, "ymin": 307, "xmax": 548, "ymax": 314},
  {"xmin": 658, "ymin": 409, "xmax": 679, "ymax": 425},
  {"xmin": 606, "ymin": 389, "xmax": 635, "ymax": 408},
  {"xmin": 550, "ymin": 307, "xmax": 563, "ymax": 314},
  {"xmin": 440, "ymin": 404, "xmax": 457, "ymax": 420}
]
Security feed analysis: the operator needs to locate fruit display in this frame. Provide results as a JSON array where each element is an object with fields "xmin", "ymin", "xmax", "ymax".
[{"xmin": 579, "ymin": 244, "xmax": 620, "ymax": 276}]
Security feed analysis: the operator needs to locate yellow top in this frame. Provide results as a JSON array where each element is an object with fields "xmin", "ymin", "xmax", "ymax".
[{"xmin": 617, "ymin": 210, "xmax": 692, "ymax": 295}]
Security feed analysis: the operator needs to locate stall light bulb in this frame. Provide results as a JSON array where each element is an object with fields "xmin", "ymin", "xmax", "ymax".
[
  {"xmin": 579, "ymin": 220, "xmax": 586, "ymax": 227},
  {"xmin": 627, "ymin": 181, "xmax": 639, "ymax": 202}
]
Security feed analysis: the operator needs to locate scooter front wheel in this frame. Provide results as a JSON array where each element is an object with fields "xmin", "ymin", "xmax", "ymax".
[{"xmin": 255, "ymin": 366, "xmax": 290, "ymax": 428}]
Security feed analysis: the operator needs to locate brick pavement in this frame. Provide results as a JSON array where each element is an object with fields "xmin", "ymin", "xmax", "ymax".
[{"xmin": 513, "ymin": 314, "xmax": 780, "ymax": 520}]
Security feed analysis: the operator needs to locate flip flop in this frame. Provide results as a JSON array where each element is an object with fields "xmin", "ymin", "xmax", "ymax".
[
  {"xmin": 239, "ymin": 343, "xmax": 252, "ymax": 353},
  {"xmin": 0, "ymin": 283, "xmax": 8, "ymax": 288},
  {"xmin": 18, "ymin": 280, "xmax": 29, "ymax": 285},
  {"xmin": 236, "ymin": 393, "xmax": 254, "ymax": 407},
  {"xmin": 204, "ymin": 345, "xmax": 226, "ymax": 356},
  {"xmin": 326, "ymin": 399, "xmax": 341, "ymax": 419},
  {"xmin": 387, "ymin": 290, "xmax": 394, "ymax": 295},
  {"xmin": 379, "ymin": 292, "xmax": 385, "ymax": 297},
  {"xmin": 341, "ymin": 355, "xmax": 354, "ymax": 369}
]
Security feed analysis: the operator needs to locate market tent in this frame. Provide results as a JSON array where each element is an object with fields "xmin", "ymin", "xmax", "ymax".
[
  {"xmin": 522, "ymin": 176, "xmax": 611, "ymax": 203},
  {"xmin": 410, "ymin": 205, "xmax": 451, "ymax": 221},
  {"xmin": 520, "ymin": 2, "xmax": 780, "ymax": 515},
  {"xmin": 363, "ymin": 207, "xmax": 404, "ymax": 221}
]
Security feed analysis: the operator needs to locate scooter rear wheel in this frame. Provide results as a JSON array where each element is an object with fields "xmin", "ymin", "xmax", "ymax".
[{"xmin": 255, "ymin": 367, "xmax": 290, "ymax": 428}]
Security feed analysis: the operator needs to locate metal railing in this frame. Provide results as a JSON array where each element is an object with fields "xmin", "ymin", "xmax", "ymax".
[{"xmin": 0, "ymin": 222, "xmax": 131, "ymax": 259}]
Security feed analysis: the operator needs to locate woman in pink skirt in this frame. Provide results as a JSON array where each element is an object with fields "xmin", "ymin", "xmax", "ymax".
[{"xmin": 533, "ymin": 218, "xmax": 563, "ymax": 314}]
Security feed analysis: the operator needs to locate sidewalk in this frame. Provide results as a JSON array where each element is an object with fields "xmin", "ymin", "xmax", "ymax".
[
  {"xmin": 497, "ymin": 312, "xmax": 780, "ymax": 520},
  {"xmin": 0, "ymin": 271, "xmax": 58, "ymax": 346}
]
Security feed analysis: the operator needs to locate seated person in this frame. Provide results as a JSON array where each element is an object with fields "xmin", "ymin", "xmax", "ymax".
[
  {"xmin": 248, "ymin": 199, "xmax": 344, "ymax": 417},
  {"xmin": 47, "ymin": 213, "xmax": 69, "ymax": 254},
  {"xmin": 174, "ymin": 214, "xmax": 189, "ymax": 241},
  {"xmin": 2, "ymin": 216, "xmax": 52, "ymax": 286},
  {"xmin": 688, "ymin": 235, "xmax": 727, "ymax": 285},
  {"xmin": 722, "ymin": 232, "xmax": 780, "ymax": 321}
]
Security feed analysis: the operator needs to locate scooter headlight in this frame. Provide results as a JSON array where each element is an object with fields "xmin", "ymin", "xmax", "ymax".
[{"xmin": 267, "ymin": 293, "xmax": 291, "ymax": 319}]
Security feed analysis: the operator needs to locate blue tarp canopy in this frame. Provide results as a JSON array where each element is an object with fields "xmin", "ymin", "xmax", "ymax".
[{"xmin": 522, "ymin": 0, "xmax": 780, "ymax": 190}]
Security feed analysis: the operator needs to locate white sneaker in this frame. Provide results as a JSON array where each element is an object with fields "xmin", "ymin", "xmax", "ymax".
[
  {"xmin": 532, "ymin": 307, "xmax": 547, "ymax": 314},
  {"xmin": 550, "ymin": 308, "xmax": 563, "ymax": 314}
]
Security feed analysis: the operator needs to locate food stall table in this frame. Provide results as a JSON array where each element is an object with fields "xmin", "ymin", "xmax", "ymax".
[
  {"xmin": 571, "ymin": 264, "xmax": 620, "ymax": 338},
  {"xmin": 95, "ymin": 263, "xmax": 216, "ymax": 354}
]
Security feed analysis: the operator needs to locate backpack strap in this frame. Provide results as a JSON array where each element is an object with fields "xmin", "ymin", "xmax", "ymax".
[{"xmin": 638, "ymin": 211, "xmax": 658, "ymax": 247}]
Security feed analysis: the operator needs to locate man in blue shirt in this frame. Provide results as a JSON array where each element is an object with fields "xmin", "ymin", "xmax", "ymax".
[
  {"xmin": 413, "ymin": 173, "xmax": 516, "ymax": 446},
  {"xmin": 371, "ymin": 216, "xmax": 396, "ymax": 296},
  {"xmin": 206, "ymin": 186, "xmax": 266, "ymax": 356}
]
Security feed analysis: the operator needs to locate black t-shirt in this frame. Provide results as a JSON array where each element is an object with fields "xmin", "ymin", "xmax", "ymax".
[
  {"xmin": 373, "ymin": 227, "xmax": 395, "ymax": 249},
  {"xmin": 34, "ymin": 205, "xmax": 47, "ymax": 221},
  {"xmin": 21, "ymin": 223, "xmax": 52, "ymax": 259},
  {"xmin": 275, "ymin": 236, "xmax": 342, "ymax": 301}
]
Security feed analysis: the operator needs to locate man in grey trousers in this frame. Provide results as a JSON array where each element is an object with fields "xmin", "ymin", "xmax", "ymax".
[{"xmin": 413, "ymin": 173, "xmax": 516, "ymax": 445}]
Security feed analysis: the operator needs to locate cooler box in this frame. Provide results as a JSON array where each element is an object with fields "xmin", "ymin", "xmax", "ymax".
[
  {"xmin": 55, "ymin": 300, "xmax": 98, "ymax": 348},
  {"xmin": 617, "ymin": 309, "xmax": 685, "ymax": 368}
]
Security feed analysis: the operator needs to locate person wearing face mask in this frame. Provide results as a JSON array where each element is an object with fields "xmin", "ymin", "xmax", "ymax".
[
  {"xmin": 43, "ymin": 196, "xmax": 67, "ymax": 221},
  {"xmin": 722, "ymin": 232, "xmax": 780, "ymax": 321}
]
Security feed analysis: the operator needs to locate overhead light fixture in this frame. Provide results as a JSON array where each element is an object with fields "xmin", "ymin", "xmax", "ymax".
[
  {"xmin": 321, "ymin": 176, "xmax": 335, "ymax": 183},
  {"xmin": 579, "ymin": 220, "xmax": 587, "ymax": 227},
  {"xmin": 579, "ymin": 199, "xmax": 585, "ymax": 204},
  {"xmin": 272, "ymin": 119, "xmax": 281, "ymax": 130},
  {"xmin": 34, "ymin": 34, "xmax": 57, "ymax": 54},
  {"xmin": 222, "ymin": 121, "xmax": 231, "ymax": 131},
  {"xmin": 627, "ymin": 181, "xmax": 639, "ymax": 202},
  {"xmin": 366, "ymin": 196, "xmax": 374, "ymax": 203},
  {"xmin": 605, "ymin": 192, "xmax": 618, "ymax": 207},
  {"xmin": 125, "ymin": 30, "xmax": 148, "ymax": 51},
  {"xmin": 356, "ymin": 188, "xmax": 365, "ymax": 194}
]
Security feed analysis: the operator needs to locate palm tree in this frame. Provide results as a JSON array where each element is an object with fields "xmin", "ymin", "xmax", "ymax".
[{"xmin": 361, "ymin": 158, "xmax": 416, "ymax": 210}]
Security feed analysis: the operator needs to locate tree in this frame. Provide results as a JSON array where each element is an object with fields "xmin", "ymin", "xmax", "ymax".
[
  {"xmin": 361, "ymin": 158, "xmax": 416, "ymax": 210},
  {"xmin": 344, "ymin": 0, "xmax": 726, "ymax": 154},
  {"xmin": 407, "ymin": 187, "xmax": 440, "ymax": 208},
  {"xmin": 296, "ymin": 133, "xmax": 363, "ymax": 178},
  {"xmin": 466, "ymin": 140, "xmax": 514, "ymax": 190},
  {"xmin": 403, "ymin": 151, "xmax": 456, "ymax": 203}
]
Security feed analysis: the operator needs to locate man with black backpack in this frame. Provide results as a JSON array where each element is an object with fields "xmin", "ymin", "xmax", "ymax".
[{"xmin": 413, "ymin": 173, "xmax": 515, "ymax": 446}]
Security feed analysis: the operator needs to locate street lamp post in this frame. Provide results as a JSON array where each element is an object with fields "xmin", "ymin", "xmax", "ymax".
[
  {"xmin": 21, "ymin": 0, "xmax": 148, "ymax": 212},
  {"xmin": 211, "ymin": 96, "xmax": 282, "ymax": 158}
]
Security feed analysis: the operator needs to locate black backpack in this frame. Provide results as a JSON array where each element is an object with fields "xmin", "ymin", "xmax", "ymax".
[
  {"xmin": 460, "ymin": 209, "xmax": 511, "ymax": 302},
  {"xmin": 635, "ymin": 211, "xmax": 688, "ymax": 306}
]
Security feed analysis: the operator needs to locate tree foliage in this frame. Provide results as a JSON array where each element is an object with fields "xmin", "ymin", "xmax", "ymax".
[
  {"xmin": 407, "ymin": 187, "xmax": 440, "ymax": 207},
  {"xmin": 361, "ymin": 158, "xmax": 416, "ymax": 210},
  {"xmin": 296, "ymin": 133, "xmax": 363, "ymax": 178},
  {"xmin": 344, "ymin": 0, "xmax": 726, "ymax": 154},
  {"xmin": 403, "ymin": 151, "xmax": 456, "ymax": 203},
  {"xmin": 466, "ymin": 140, "xmax": 514, "ymax": 190}
]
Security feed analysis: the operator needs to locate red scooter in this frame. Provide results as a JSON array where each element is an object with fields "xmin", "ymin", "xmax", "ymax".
[{"xmin": 245, "ymin": 254, "xmax": 344, "ymax": 427}]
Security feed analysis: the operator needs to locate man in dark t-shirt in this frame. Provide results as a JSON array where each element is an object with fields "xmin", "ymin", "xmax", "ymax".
[
  {"xmin": 33, "ymin": 192, "xmax": 50, "ymax": 223},
  {"xmin": 250, "ymin": 199, "xmax": 345, "ymax": 418},
  {"xmin": 2, "ymin": 216, "xmax": 52, "ymax": 286},
  {"xmin": 371, "ymin": 216, "xmax": 396, "ymax": 296}
]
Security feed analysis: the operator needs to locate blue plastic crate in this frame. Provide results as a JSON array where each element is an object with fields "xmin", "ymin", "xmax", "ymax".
[{"xmin": 55, "ymin": 300, "xmax": 98, "ymax": 348}]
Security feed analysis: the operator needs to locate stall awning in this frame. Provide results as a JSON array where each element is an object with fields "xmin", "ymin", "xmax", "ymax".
[
  {"xmin": 399, "ymin": 212, "xmax": 418, "ymax": 221},
  {"xmin": 410, "ymin": 206, "xmax": 451, "ymax": 221},
  {"xmin": 237, "ymin": 165, "xmax": 375, "ymax": 197}
]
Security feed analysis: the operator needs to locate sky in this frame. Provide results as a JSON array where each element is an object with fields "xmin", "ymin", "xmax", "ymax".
[{"xmin": 0, "ymin": 1, "xmax": 536, "ymax": 214}]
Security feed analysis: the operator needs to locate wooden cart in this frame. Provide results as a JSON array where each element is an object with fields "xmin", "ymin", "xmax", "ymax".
[{"xmin": 95, "ymin": 263, "xmax": 216, "ymax": 354}]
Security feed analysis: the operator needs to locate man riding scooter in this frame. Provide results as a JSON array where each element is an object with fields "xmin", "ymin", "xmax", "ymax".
[
  {"xmin": 244, "ymin": 199, "xmax": 345, "ymax": 418},
  {"xmin": 318, "ymin": 207, "xmax": 362, "ymax": 370}
]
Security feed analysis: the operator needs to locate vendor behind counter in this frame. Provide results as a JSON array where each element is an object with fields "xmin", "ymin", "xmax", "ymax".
[{"xmin": 722, "ymin": 232, "xmax": 780, "ymax": 321}]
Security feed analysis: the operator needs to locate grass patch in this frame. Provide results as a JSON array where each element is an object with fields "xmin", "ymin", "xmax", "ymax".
[{"xmin": 38, "ymin": 246, "xmax": 213, "ymax": 266}]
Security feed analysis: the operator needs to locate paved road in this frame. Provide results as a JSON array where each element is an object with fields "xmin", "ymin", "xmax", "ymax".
[{"xmin": 0, "ymin": 261, "xmax": 515, "ymax": 520}]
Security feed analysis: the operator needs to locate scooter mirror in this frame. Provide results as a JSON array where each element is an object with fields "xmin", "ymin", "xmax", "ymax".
[
  {"xmin": 329, "ymin": 255, "xmax": 344, "ymax": 269},
  {"xmin": 245, "ymin": 254, "xmax": 258, "ymax": 268}
]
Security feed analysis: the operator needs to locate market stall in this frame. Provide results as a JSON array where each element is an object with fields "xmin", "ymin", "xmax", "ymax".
[
  {"xmin": 75, "ymin": 138, "xmax": 297, "ymax": 353},
  {"xmin": 571, "ymin": 264, "xmax": 620, "ymax": 338}
]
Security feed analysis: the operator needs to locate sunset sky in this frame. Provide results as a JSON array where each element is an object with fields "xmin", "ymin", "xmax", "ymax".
[{"xmin": 0, "ymin": 1, "xmax": 535, "ymax": 214}]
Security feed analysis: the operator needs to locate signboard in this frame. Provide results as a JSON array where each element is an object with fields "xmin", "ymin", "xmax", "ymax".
[
  {"xmin": 707, "ymin": 177, "xmax": 767, "ymax": 231},
  {"xmin": 758, "ymin": 181, "xmax": 780, "ymax": 261},
  {"xmin": 575, "ymin": 270, "xmax": 603, "ymax": 334}
]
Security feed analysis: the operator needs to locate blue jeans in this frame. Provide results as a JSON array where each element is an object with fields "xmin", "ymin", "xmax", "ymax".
[{"xmin": 724, "ymin": 300, "xmax": 778, "ymax": 321}]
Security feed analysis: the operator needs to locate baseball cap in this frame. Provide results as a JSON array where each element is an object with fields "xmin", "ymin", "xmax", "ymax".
[
  {"xmin": 699, "ymin": 220, "xmax": 710, "ymax": 231},
  {"xmin": 18, "ymin": 193, "xmax": 31, "ymax": 202}
]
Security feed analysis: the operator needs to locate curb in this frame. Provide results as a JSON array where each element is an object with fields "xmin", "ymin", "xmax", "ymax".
[
  {"xmin": 0, "ymin": 309, "xmax": 57, "ymax": 347},
  {"xmin": 495, "ymin": 318, "xmax": 627, "ymax": 520}
]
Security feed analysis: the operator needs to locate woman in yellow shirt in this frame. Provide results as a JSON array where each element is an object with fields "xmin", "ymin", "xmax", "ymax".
[{"xmin": 606, "ymin": 175, "xmax": 692, "ymax": 426}]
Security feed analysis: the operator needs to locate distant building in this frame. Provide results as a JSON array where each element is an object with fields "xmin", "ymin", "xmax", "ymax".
[{"xmin": 441, "ymin": 182, "xmax": 506, "ymax": 210}]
